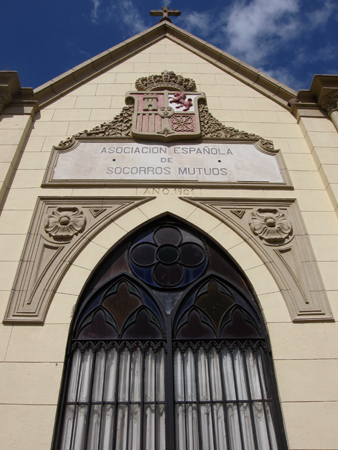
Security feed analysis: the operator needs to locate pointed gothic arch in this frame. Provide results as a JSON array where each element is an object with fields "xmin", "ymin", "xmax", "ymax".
[{"xmin": 52, "ymin": 216, "xmax": 288, "ymax": 450}]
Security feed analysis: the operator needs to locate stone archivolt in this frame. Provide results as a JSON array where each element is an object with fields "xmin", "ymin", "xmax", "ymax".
[
  {"xmin": 182, "ymin": 197, "xmax": 333, "ymax": 322},
  {"xmin": 4, "ymin": 197, "xmax": 153, "ymax": 324}
]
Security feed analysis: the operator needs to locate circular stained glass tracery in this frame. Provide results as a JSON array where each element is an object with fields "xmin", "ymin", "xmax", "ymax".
[{"xmin": 129, "ymin": 225, "xmax": 208, "ymax": 288}]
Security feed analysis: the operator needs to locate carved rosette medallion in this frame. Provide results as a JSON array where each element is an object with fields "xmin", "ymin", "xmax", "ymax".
[
  {"xmin": 249, "ymin": 208, "xmax": 292, "ymax": 244},
  {"xmin": 45, "ymin": 207, "xmax": 86, "ymax": 240}
]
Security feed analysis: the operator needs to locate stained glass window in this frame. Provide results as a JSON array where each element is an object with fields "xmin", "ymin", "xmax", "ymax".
[{"xmin": 53, "ymin": 218, "xmax": 288, "ymax": 450}]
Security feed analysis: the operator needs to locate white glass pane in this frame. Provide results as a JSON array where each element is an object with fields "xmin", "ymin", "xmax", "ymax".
[
  {"xmin": 174, "ymin": 350, "xmax": 185, "ymax": 402},
  {"xmin": 221, "ymin": 348, "xmax": 236, "ymax": 401},
  {"xmin": 226, "ymin": 403, "xmax": 242, "ymax": 450},
  {"xmin": 144, "ymin": 405, "xmax": 155, "ymax": 450},
  {"xmin": 200, "ymin": 404, "xmax": 215, "ymax": 450},
  {"xmin": 115, "ymin": 404, "xmax": 128, "ymax": 449},
  {"xmin": 198, "ymin": 349, "xmax": 210, "ymax": 401},
  {"xmin": 100, "ymin": 405, "xmax": 114, "ymax": 450},
  {"xmin": 72, "ymin": 405, "xmax": 88, "ymax": 450},
  {"xmin": 209, "ymin": 348, "xmax": 222, "ymax": 401},
  {"xmin": 130, "ymin": 348, "xmax": 142, "ymax": 402},
  {"xmin": 144, "ymin": 349, "xmax": 155, "ymax": 402},
  {"xmin": 175, "ymin": 404, "xmax": 186, "ymax": 450},
  {"xmin": 156, "ymin": 348, "xmax": 165, "ymax": 402},
  {"xmin": 212, "ymin": 403, "xmax": 227, "ymax": 450},
  {"xmin": 92, "ymin": 349, "xmax": 106, "ymax": 402},
  {"xmin": 128, "ymin": 404, "xmax": 141, "ymax": 449},
  {"xmin": 253, "ymin": 402, "xmax": 270, "ymax": 450},
  {"xmin": 60, "ymin": 405, "xmax": 75, "ymax": 450},
  {"xmin": 67, "ymin": 350, "xmax": 82, "ymax": 402},
  {"xmin": 103, "ymin": 348, "xmax": 118, "ymax": 401},
  {"xmin": 78, "ymin": 350, "xmax": 94, "ymax": 403},
  {"xmin": 257, "ymin": 351, "xmax": 268, "ymax": 399},
  {"xmin": 186, "ymin": 404, "xmax": 199, "ymax": 450},
  {"xmin": 118, "ymin": 349, "xmax": 131, "ymax": 402},
  {"xmin": 246, "ymin": 349, "xmax": 262, "ymax": 400},
  {"xmin": 87, "ymin": 405, "xmax": 101, "ymax": 450},
  {"xmin": 156, "ymin": 404, "xmax": 166, "ymax": 450},
  {"xmin": 265, "ymin": 403, "xmax": 278, "ymax": 450},
  {"xmin": 239, "ymin": 403, "xmax": 255, "ymax": 449},
  {"xmin": 185, "ymin": 349, "xmax": 196, "ymax": 402},
  {"xmin": 233, "ymin": 349, "xmax": 248, "ymax": 400}
]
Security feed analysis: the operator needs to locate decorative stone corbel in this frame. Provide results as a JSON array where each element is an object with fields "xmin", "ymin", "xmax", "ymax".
[
  {"xmin": 320, "ymin": 90, "xmax": 338, "ymax": 132},
  {"xmin": 0, "ymin": 88, "xmax": 12, "ymax": 114}
]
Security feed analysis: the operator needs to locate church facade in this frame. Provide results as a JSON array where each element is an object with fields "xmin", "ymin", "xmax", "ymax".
[{"xmin": 1, "ymin": 16, "xmax": 338, "ymax": 450}]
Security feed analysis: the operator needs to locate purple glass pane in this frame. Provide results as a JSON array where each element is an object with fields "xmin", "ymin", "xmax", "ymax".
[
  {"xmin": 154, "ymin": 226, "xmax": 182, "ymax": 246},
  {"xmin": 195, "ymin": 281, "xmax": 234, "ymax": 332},
  {"xmin": 153, "ymin": 262, "xmax": 184, "ymax": 287},
  {"xmin": 78, "ymin": 310, "xmax": 117, "ymax": 340},
  {"xmin": 102, "ymin": 282, "xmax": 142, "ymax": 332},
  {"xmin": 122, "ymin": 309, "xmax": 162, "ymax": 339},
  {"xmin": 176, "ymin": 309, "xmax": 216, "ymax": 339},
  {"xmin": 157, "ymin": 245, "xmax": 180, "ymax": 264},
  {"xmin": 220, "ymin": 309, "xmax": 260, "ymax": 339},
  {"xmin": 179, "ymin": 243, "xmax": 205, "ymax": 267},
  {"xmin": 131, "ymin": 243, "xmax": 157, "ymax": 267}
]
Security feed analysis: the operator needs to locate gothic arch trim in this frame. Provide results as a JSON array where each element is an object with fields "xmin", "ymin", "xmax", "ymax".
[
  {"xmin": 182, "ymin": 197, "xmax": 333, "ymax": 322},
  {"xmin": 3, "ymin": 196, "xmax": 154, "ymax": 324}
]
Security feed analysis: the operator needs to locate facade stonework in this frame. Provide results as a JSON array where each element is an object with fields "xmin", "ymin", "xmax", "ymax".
[{"xmin": 1, "ymin": 20, "xmax": 338, "ymax": 450}]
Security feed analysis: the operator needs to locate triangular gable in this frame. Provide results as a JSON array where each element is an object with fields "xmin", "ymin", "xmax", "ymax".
[{"xmin": 33, "ymin": 21, "xmax": 296, "ymax": 109}]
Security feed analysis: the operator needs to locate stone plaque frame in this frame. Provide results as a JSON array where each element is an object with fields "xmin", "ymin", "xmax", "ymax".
[{"xmin": 42, "ymin": 138, "xmax": 292, "ymax": 189}]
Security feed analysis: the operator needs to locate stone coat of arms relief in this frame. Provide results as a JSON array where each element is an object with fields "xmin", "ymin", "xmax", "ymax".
[{"xmin": 127, "ymin": 89, "xmax": 205, "ymax": 141}]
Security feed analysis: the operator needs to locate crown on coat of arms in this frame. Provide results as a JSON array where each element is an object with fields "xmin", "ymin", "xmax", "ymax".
[{"xmin": 135, "ymin": 70, "xmax": 197, "ymax": 92}]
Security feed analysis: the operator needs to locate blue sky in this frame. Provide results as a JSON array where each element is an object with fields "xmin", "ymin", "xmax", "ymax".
[{"xmin": 2, "ymin": 0, "xmax": 337, "ymax": 91}]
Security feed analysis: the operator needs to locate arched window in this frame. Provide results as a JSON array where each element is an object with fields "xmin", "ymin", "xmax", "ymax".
[{"xmin": 53, "ymin": 218, "xmax": 288, "ymax": 450}]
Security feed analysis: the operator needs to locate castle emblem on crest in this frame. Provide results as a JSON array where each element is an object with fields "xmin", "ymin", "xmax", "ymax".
[{"xmin": 127, "ymin": 71, "xmax": 205, "ymax": 141}]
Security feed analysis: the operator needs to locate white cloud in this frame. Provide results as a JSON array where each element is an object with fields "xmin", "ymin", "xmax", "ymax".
[
  {"xmin": 163, "ymin": 0, "xmax": 172, "ymax": 6},
  {"xmin": 104, "ymin": 0, "xmax": 147, "ymax": 35},
  {"xmin": 221, "ymin": 0, "xmax": 300, "ymax": 66},
  {"xmin": 90, "ymin": 0, "xmax": 102, "ymax": 23},
  {"xmin": 182, "ymin": 11, "xmax": 212, "ymax": 38},
  {"xmin": 180, "ymin": 0, "xmax": 336, "ymax": 88}
]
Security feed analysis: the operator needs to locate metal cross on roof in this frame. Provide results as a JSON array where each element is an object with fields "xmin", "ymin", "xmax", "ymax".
[{"xmin": 150, "ymin": 6, "xmax": 181, "ymax": 23}]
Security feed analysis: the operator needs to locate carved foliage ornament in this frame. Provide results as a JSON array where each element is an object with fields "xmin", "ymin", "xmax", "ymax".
[
  {"xmin": 321, "ymin": 90, "xmax": 338, "ymax": 114},
  {"xmin": 45, "ymin": 207, "xmax": 86, "ymax": 240},
  {"xmin": 0, "ymin": 88, "xmax": 12, "ymax": 114},
  {"xmin": 249, "ymin": 208, "xmax": 292, "ymax": 244}
]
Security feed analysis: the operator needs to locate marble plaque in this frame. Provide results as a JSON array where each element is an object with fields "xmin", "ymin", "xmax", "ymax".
[{"xmin": 52, "ymin": 142, "xmax": 284, "ymax": 183}]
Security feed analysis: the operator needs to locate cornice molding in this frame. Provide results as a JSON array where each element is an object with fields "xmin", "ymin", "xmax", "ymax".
[{"xmin": 33, "ymin": 22, "xmax": 296, "ymax": 109}]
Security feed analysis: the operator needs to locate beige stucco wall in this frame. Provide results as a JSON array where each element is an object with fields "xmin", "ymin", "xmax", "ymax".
[{"xmin": 1, "ymin": 37, "xmax": 338, "ymax": 449}]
